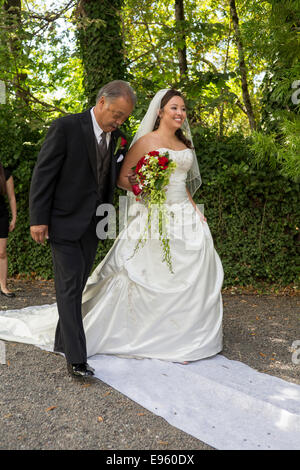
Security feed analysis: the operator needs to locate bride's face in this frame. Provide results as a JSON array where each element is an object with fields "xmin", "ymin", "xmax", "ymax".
[{"xmin": 159, "ymin": 96, "xmax": 186, "ymax": 131}]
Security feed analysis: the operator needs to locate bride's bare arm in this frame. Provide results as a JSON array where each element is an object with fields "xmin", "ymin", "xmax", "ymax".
[
  {"xmin": 117, "ymin": 135, "xmax": 155, "ymax": 192},
  {"xmin": 186, "ymin": 188, "xmax": 207, "ymax": 222}
]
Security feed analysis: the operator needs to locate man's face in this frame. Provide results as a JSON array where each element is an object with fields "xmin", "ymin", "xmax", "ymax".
[{"xmin": 94, "ymin": 95, "xmax": 133, "ymax": 132}]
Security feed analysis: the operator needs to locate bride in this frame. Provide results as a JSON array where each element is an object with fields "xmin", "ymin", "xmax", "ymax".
[{"xmin": 0, "ymin": 89, "xmax": 224, "ymax": 366}]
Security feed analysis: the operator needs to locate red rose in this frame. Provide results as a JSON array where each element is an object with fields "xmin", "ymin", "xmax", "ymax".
[
  {"xmin": 132, "ymin": 184, "xmax": 142, "ymax": 196},
  {"xmin": 135, "ymin": 156, "xmax": 147, "ymax": 173},
  {"xmin": 158, "ymin": 156, "xmax": 169, "ymax": 169},
  {"xmin": 148, "ymin": 151, "xmax": 160, "ymax": 157},
  {"xmin": 121, "ymin": 137, "xmax": 127, "ymax": 147}
]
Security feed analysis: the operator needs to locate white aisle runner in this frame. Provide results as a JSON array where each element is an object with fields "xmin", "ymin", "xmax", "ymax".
[
  {"xmin": 88, "ymin": 353, "xmax": 300, "ymax": 450},
  {"xmin": 1, "ymin": 305, "xmax": 300, "ymax": 450}
]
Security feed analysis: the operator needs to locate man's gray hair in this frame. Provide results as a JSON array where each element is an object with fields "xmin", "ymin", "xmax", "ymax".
[{"xmin": 96, "ymin": 80, "xmax": 136, "ymax": 106}]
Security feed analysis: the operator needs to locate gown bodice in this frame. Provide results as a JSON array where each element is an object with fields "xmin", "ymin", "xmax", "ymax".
[{"xmin": 156, "ymin": 148, "xmax": 193, "ymax": 204}]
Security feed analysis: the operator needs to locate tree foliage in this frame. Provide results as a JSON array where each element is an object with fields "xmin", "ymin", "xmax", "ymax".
[
  {"xmin": 250, "ymin": 0, "xmax": 300, "ymax": 181},
  {"xmin": 0, "ymin": 0, "xmax": 298, "ymax": 287}
]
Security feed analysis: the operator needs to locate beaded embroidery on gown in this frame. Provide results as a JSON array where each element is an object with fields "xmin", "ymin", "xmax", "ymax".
[{"xmin": 0, "ymin": 148, "xmax": 224, "ymax": 362}]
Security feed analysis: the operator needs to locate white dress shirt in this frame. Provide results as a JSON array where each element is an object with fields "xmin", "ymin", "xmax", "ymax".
[{"xmin": 90, "ymin": 107, "xmax": 111, "ymax": 147}]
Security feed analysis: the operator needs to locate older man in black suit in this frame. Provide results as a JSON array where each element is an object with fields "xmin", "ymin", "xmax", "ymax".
[{"xmin": 29, "ymin": 80, "xmax": 136, "ymax": 377}]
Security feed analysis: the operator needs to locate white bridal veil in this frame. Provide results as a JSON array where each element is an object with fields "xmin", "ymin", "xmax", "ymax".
[{"xmin": 129, "ymin": 88, "xmax": 202, "ymax": 196}]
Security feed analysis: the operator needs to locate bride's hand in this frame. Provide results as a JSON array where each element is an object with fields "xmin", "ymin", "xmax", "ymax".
[
  {"xmin": 195, "ymin": 206, "xmax": 207, "ymax": 223},
  {"xmin": 186, "ymin": 187, "xmax": 206, "ymax": 222},
  {"xmin": 127, "ymin": 170, "xmax": 137, "ymax": 185}
]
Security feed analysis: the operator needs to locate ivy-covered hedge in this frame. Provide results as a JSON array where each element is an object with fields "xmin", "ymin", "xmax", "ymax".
[
  {"xmin": 192, "ymin": 129, "xmax": 299, "ymax": 286},
  {"xmin": 2, "ymin": 109, "xmax": 299, "ymax": 287}
]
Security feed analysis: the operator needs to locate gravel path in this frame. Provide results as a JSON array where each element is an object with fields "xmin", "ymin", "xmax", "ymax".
[{"xmin": 0, "ymin": 280, "xmax": 299, "ymax": 450}]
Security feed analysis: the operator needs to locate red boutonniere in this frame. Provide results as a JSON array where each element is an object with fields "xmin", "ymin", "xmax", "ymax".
[{"xmin": 114, "ymin": 136, "xmax": 127, "ymax": 155}]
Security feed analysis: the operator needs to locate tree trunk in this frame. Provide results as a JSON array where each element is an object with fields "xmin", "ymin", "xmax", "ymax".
[
  {"xmin": 175, "ymin": 0, "xmax": 188, "ymax": 78},
  {"xmin": 229, "ymin": 0, "xmax": 256, "ymax": 130},
  {"xmin": 3, "ymin": 0, "xmax": 29, "ymax": 102},
  {"xmin": 76, "ymin": 0, "xmax": 126, "ymax": 107},
  {"xmin": 219, "ymin": 21, "xmax": 232, "ymax": 138}
]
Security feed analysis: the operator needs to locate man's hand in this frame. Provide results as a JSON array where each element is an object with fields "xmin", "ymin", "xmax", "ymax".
[{"xmin": 30, "ymin": 225, "xmax": 49, "ymax": 244}]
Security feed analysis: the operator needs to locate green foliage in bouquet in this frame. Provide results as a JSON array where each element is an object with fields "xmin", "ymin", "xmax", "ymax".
[{"xmin": 130, "ymin": 150, "xmax": 177, "ymax": 273}]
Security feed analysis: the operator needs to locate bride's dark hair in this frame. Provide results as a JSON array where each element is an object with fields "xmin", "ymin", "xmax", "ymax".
[{"xmin": 153, "ymin": 89, "xmax": 193, "ymax": 149}]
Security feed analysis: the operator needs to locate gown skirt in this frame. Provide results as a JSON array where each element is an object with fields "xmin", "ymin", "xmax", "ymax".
[{"xmin": 0, "ymin": 149, "xmax": 224, "ymax": 363}]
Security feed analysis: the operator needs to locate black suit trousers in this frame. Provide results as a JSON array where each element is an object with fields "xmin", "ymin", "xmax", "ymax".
[{"xmin": 50, "ymin": 218, "xmax": 99, "ymax": 364}]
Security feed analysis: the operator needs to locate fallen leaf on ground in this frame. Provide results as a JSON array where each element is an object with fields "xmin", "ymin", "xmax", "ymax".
[
  {"xmin": 97, "ymin": 416, "xmax": 104, "ymax": 422},
  {"xmin": 45, "ymin": 406, "xmax": 57, "ymax": 412}
]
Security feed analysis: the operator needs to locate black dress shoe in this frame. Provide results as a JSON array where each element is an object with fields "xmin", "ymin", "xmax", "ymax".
[
  {"xmin": 1, "ymin": 290, "xmax": 16, "ymax": 298},
  {"xmin": 67, "ymin": 362, "xmax": 95, "ymax": 378}
]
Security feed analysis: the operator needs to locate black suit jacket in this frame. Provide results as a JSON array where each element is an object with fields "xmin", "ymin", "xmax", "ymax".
[{"xmin": 29, "ymin": 108, "xmax": 127, "ymax": 241}]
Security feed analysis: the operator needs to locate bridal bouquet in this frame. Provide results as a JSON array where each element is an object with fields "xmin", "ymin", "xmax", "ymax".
[{"xmin": 130, "ymin": 150, "xmax": 177, "ymax": 273}]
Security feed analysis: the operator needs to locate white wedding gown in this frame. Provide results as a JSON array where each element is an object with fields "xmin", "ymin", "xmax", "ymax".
[{"xmin": 0, "ymin": 148, "xmax": 224, "ymax": 362}]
